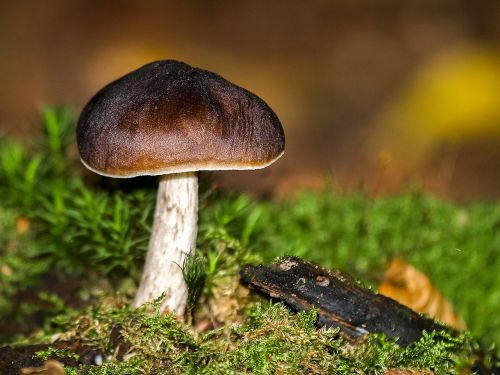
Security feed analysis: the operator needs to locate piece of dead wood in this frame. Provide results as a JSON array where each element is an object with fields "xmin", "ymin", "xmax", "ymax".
[
  {"xmin": 240, "ymin": 256, "xmax": 452, "ymax": 346},
  {"xmin": 241, "ymin": 257, "xmax": 500, "ymax": 374}
]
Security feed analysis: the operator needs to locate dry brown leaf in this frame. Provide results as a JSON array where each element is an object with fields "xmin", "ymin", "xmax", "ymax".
[
  {"xmin": 21, "ymin": 360, "xmax": 66, "ymax": 375},
  {"xmin": 378, "ymin": 257, "xmax": 465, "ymax": 330}
]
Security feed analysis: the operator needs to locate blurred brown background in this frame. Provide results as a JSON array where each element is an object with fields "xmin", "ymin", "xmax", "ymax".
[{"xmin": 1, "ymin": 0, "xmax": 499, "ymax": 200}]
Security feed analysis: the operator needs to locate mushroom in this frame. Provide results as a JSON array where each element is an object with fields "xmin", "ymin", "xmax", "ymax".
[{"xmin": 76, "ymin": 60, "xmax": 285, "ymax": 316}]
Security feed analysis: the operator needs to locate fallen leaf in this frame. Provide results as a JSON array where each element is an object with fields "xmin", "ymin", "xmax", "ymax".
[
  {"xmin": 378, "ymin": 257, "xmax": 465, "ymax": 330},
  {"xmin": 21, "ymin": 360, "xmax": 66, "ymax": 375}
]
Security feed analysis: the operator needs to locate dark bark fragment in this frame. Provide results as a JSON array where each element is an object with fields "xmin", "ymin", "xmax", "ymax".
[{"xmin": 240, "ymin": 256, "xmax": 451, "ymax": 346}]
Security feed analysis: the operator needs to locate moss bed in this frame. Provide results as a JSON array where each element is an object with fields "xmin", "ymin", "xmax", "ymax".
[{"xmin": 0, "ymin": 108, "xmax": 499, "ymax": 373}]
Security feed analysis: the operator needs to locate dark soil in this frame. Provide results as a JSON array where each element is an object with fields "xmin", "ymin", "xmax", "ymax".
[{"xmin": 0, "ymin": 341, "xmax": 102, "ymax": 374}]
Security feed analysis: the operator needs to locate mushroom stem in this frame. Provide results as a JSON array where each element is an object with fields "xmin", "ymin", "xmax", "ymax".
[{"xmin": 133, "ymin": 172, "xmax": 198, "ymax": 316}]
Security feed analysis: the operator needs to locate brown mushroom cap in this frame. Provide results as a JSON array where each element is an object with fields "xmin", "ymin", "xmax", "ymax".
[{"xmin": 77, "ymin": 60, "xmax": 285, "ymax": 177}]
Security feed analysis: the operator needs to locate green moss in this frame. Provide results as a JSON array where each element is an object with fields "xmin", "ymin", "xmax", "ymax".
[
  {"xmin": 35, "ymin": 347, "xmax": 80, "ymax": 362},
  {"xmin": 40, "ymin": 300, "xmax": 479, "ymax": 374},
  {"xmin": 0, "ymin": 206, "xmax": 53, "ymax": 332}
]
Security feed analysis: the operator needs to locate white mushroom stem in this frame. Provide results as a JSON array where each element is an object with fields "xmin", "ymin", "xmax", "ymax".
[{"xmin": 133, "ymin": 172, "xmax": 198, "ymax": 316}]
